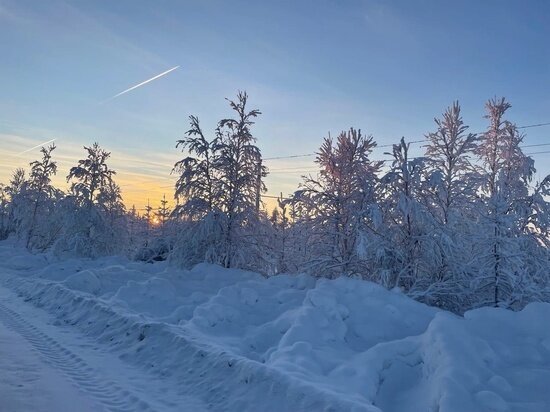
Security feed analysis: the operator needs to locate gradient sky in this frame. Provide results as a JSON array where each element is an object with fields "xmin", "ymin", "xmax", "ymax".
[{"xmin": 1, "ymin": 0, "xmax": 549, "ymax": 211}]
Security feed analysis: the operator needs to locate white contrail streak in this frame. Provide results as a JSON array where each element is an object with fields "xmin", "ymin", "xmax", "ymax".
[
  {"xmin": 16, "ymin": 138, "xmax": 57, "ymax": 156},
  {"xmin": 101, "ymin": 65, "xmax": 180, "ymax": 104}
]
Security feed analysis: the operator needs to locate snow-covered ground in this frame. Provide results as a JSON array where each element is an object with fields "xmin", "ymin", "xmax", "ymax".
[
  {"xmin": 0, "ymin": 308, "xmax": 100, "ymax": 412},
  {"xmin": 0, "ymin": 240, "xmax": 549, "ymax": 412}
]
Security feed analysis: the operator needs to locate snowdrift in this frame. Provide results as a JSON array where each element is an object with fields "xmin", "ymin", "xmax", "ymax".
[{"xmin": 0, "ymin": 241, "xmax": 549, "ymax": 412}]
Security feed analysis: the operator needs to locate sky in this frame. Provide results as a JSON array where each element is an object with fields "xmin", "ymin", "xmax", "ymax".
[{"xmin": 1, "ymin": 0, "xmax": 549, "ymax": 211}]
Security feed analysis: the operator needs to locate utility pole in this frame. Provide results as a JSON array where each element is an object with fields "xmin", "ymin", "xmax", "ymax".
[{"xmin": 255, "ymin": 157, "xmax": 262, "ymax": 212}]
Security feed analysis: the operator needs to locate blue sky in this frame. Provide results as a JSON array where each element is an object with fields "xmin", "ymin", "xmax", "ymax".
[{"xmin": 1, "ymin": 0, "xmax": 549, "ymax": 208}]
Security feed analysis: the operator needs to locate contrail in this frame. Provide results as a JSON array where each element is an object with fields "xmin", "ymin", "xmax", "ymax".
[
  {"xmin": 101, "ymin": 65, "xmax": 180, "ymax": 104},
  {"xmin": 16, "ymin": 138, "xmax": 57, "ymax": 156}
]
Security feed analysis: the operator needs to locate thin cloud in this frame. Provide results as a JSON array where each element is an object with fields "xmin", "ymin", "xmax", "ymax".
[{"xmin": 101, "ymin": 66, "xmax": 180, "ymax": 104}]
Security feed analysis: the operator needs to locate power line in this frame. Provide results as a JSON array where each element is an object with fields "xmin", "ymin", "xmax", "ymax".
[
  {"xmin": 129, "ymin": 145, "xmax": 550, "ymax": 188},
  {"xmin": 261, "ymin": 194, "xmax": 285, "ymax": 199},
  {"xmin": 518, "ymin": 122, "xmax": 550, "ymax": 129},
  {"xmin": 526, "ymin": 150, "xmax": 550, "ymax": 156},
  {"xmin": 265, "ymin": 149, "xmax": 550, "ymax": 175},
  {"xmin": 263, "ymin": 121, "xmax": 550, "ymax": 162},
  {"xmin": 269, "ymin": 169, "xmax": 319, "ymax": 174},
  {"xmin": 269, "ymin": 166, "xmax": 319, "ymax": 172},
  {"xmin": 129, "ymin": 121, "xmax": 550, "ymax": 206},
  {"xmin": 521, "ymin": 143, "xmax": 550, "ymax": 149},
  {"xmin": 377, "ymin": 139, "xmax": 426, "ymax": 148},
  {"xmin": 132, "ymin": 150, "xmax": 550, "ymax": 207},
  {"xmin": 263, "ymin": 139, "xmax": 429, "ymax": 161},
  {"xmin": 264, "ymin": 153, "xmax": 316, "ymax": 161}
]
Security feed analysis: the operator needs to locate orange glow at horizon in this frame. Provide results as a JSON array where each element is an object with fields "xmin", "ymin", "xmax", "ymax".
[{"xmin": 0, "ymin": 133, "xmax": 296, "ymax": 216}]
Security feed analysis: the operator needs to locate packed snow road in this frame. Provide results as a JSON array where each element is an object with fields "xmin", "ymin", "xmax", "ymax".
[
  {"xmin": 0, "ymin": 304, "xmax": 99, "ymax": 412},
  {"xmin": 1, "ymin": 240, "xmax": 550, "ymax": 411},
  {"xmin": 0, "ymin": 285, "xmax": 207, "ymax": 412}
]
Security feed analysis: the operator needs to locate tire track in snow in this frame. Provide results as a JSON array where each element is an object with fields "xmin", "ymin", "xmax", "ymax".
[{"xmin": 0, "ymin": 302, "xmax": 152, "ymax": 412}]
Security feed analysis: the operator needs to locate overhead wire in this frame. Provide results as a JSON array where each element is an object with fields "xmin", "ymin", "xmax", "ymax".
[
  {"xmin": 262, "ymin": 121, "xmax": 550, "ymax": 162},
  {"xmin": 130, "ymin": 121, "xmax": 550, "ymax": 205}
]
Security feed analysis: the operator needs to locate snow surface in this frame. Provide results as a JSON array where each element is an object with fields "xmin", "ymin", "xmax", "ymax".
[
  {"xmin": 0, "ymin": 314, "xmax": 100, "ymax": 412},
  {"xmin": 0, "ymin": 240, "xmax": 549, "ymax": 411}
]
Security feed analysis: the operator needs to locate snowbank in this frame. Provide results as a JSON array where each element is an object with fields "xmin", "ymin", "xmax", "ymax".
[{"xmin": 0, "ymin": 241, "xmax": 548, "ymax": 411}]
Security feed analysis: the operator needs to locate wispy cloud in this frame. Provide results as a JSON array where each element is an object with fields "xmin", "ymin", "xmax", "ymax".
[{"xmin": 0, "ymin": 132, "xmax": 182, "ymax": 209}]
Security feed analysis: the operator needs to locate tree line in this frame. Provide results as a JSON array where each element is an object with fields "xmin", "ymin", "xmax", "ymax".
[{"xmin": 1, "ymin": 92, "xmax": 548, "ymax": 313}]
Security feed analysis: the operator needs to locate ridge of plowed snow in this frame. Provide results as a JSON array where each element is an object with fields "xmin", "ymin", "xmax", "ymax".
[{"xmin": 1, "ymin": 241, "xmax": 549, "ymax": 411}]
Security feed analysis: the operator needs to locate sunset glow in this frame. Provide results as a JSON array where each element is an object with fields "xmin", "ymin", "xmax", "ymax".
[
  {"xmin": 2, "ymin": 1, "xmax": 548, "ymax": 214},
  {"xmin": 1, "ymin": 2, "xmax": 550, "ymax": 410}
]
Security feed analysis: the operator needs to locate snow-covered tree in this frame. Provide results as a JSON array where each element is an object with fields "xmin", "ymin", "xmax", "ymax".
[
  {"xmin": 473, "ymin": 98, "xmax": 542, "ymax": 308},
  {"xmin": 269, "ymin": 195, "xmax": 292, "ymax": 274},
  {"xmin": 0, "ymin": 184, "xmax": 9, "ymax": 240},
  {"xmin": 142, "ymin": 200, "xmax": 151, "ymax": 221},
  {"xmin": 68, "ymin": 142, "xmax": 116, "ymax": 207},
  {"xmin": 25, "ymin": 144, "xmax": 58, "ymax": 249},
  {"xmin": 424, "ymin": 101, "xmax": 478, "ymax": 223},
  {"xmin": 5, "ymin": 168, "xmax": 28, "ymax": 237},
  {"xmin": 375, "ymin": 138, "xmax": 432, "ymax": 290},
  {"xmin": 415, "ymin": 103, "xmax": 481, "ymax": 309},
  {"xmin": 172, "ymin": 91, "xmax": 268, "ymax": 270},
  {"xmin": 292, "ymin": 128, "xmax": 381, "ymax": 277},
  {"xmin": 57, "ymin": 142, "xmax": 125, "ymax": 257},
  {"xmin": 171, "ymin": 112, "xmax": 226, "ymax": 267},
  {"xmin": 155, "ymin": 194, "xmax": 171, "ymax": 227},
  {"xmin": 520, "ymin": 176, "xmax": 550, "ymax": 248},
  {"xmin": 127, "ymin": 204, "xmax": 140, "ymax": 249},
  {"xmin": 213, "ymin": 91, "xmax": 266, "ymax": 268},
  {"xmin": 173, "ymin": 115, "xmax": 218, "ymax": 219},
  {"xmin": 130, "ymin": 202, "xmax": 159, "ymax": 262},
  {"xmin": 136, "ymin": 194, "xmax": 173, "ymax": 262},
  {"xmin": 0, "ymin": 95, "xmax": 543, "ymax": 314}
]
